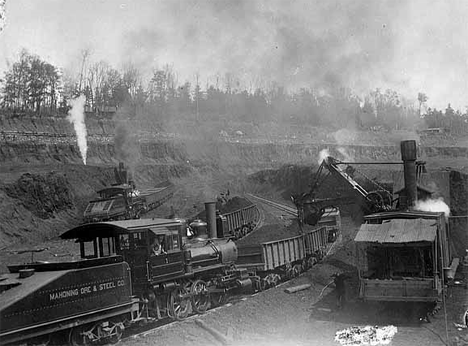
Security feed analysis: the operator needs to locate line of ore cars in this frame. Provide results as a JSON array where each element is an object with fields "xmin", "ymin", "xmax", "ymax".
[{"xmin": 0, "ymin": 202, "xmax": 339, "ymax": 346}]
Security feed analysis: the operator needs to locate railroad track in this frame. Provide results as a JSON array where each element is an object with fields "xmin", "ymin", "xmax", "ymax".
[{"xmin": 246, "ymin": 194, "xmax": 297, "ymax": 217}]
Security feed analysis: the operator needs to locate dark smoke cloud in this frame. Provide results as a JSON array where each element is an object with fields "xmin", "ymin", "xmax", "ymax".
[
  {"xmin": 113, "ymin": 120, "xmax": 141, "ymax": 177},
  {"xmin": 120, "ymin": 0, "xmax": 414, "ymax": 99},
  {"xmin": 2, "ymin": 0, "xmax": 467, "ymax": 109}
]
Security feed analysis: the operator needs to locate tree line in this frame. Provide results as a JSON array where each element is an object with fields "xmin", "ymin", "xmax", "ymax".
[{"xmin": 1, "ymin": 49, "xmax": 467, "ymax": 135}]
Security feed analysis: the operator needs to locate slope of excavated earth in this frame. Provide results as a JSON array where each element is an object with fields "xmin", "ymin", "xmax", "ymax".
[{"xmin": 1, "ymin": 115, "xmax": 468, "ymax": 267}]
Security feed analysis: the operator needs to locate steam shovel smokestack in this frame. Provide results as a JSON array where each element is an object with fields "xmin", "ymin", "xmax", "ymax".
[
  {"xmin": 400, "ymin": 140, "xmax": 418, "ymax": 209},
  {"xmin": 205, "ymin": 202, "xmax": 217, "ymax": 239}
]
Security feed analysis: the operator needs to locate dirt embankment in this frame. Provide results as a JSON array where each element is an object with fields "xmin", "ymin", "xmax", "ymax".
[
  {"xmin": 1, "ymin": 115, "xmax": 467, "ymax": 250},
  {"xmin": 0, "ymin": 114, "xmax": 115, "ymax": 135},
  {"xmin": 0, "ymin": 163, "xmax": 191, "ymax": 248}
]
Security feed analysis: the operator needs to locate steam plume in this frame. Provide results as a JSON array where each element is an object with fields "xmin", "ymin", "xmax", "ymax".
[
  {"xmin": 114, "ymin": 124, "xmax": 140, "ymax": 176},
  {"xmin": 414, "ymin": 197, "xmax": 450, "ymax": 217},
  {"xmin": 337, "ymin": 147, "xmax": 354, "ymax": 162},
  {"xmin": 67, "ymin": 95, "xmax": 87, "ymax": 165},
  {"xmin": 318, "ymin": 149, "xmax": 330, "ymax": 164}
]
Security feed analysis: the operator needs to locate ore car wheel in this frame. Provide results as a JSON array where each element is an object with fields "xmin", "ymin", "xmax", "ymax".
[
  {"xmin": 256, "ymin": 277, "xmax": 267, "ymax": 292},
  {"xmin": 307, "ymin": 256, "xmax": 317, "ymax": 268},
  {"xmin": 69, "ymin": 326, "xmax": 92, "ymax": 346},
  {"xmin": 191, "ymin": 279, "xmax": 210, "ymax": 314},
  {"xmin": 301, "ymin": 258, "xmax": 308, "ymax": 271},
  {"xmin": 168, "ymin": 286, "xmax": 190, "ymax": 320},
  {"xmin": 293, "ymin": 264, "xmax": 302, "ymax": 277},
  {"xmin": 108, "ymin": 323, "xmax": 124, "ymax": 344}
]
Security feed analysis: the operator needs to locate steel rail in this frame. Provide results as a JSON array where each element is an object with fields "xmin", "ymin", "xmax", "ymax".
[{"xmin": 246, "ymin": 194, "xmax": 297, "ymax": 216}]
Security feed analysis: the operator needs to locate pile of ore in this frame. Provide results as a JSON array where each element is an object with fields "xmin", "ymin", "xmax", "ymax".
[
  {"xmin": 194, "ymin": 196, "xmax": 253, "ymax": 220},
  {"xmin": 335, "ymin": 325, "xmax": 397, "ymax": 346},
  {"xmin": 217, "ymin": 196, "xmax": 253, "ymax": 213}
]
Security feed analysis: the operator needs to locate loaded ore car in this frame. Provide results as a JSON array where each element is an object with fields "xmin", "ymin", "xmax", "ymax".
[
  {"xmin": 193, "ymin": 197, "xmax": 260, "ymax": 240},
  {"xmin": 216, "ymin": 204, "xmax": 260, "ymax": 239},
  {"xmin": 317, "ymin": 207, "xmax": 341, "ymax": 242},
  {"xmin": 236, "ymin": 226, "xmax": 329, "ymax": 288}
]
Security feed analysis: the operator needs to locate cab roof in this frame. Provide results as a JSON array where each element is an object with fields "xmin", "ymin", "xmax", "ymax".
[
  {"xmin": 61, "ymin": 218, "xmax": 183, "ymax": 240},
  {"xmin": 364, "ymin": 210, "xmax": 444, "ymax": 221},
  {"xmin": 355, "ymin": 218, "xmax": 438, "ymax": 244}
]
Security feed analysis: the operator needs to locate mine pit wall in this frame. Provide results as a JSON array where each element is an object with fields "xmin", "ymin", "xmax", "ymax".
[
  {"xmin": 1, "ymin": 138, "xmax": 467, "ymax": 253},
  {"xmin": 2, "ymin": 139, "xmax": 468, "ymax": 168}
]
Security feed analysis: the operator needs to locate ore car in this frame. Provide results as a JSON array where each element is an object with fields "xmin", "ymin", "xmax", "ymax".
[
  {"xmin": 216, "ymin": 204, "xmax": 260, "ymax": 239},
  {"xmin": 236, "ymin": 226, "xmax": 329, "ymax": 288}
]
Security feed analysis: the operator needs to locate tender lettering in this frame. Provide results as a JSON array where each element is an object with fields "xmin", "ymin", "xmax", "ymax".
[
  {"xmin": 49, "ymin": 289, "xmax": 79, "ymax": 301},
  {"xmin": 80, "ymin": 286, "xmax": 92, "ymax": 294},
  {"xmin": 49, "ymin": 281, "xmax": 120, "ymax": 301},
  {"xmin": 99, "ymin": 282, "xmax": 116, "ymax": 290}
]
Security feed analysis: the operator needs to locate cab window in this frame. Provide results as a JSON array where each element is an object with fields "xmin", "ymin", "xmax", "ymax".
[
  {"xmin": 80, "ymin": 239, "xmax": 98, "ymax": 259},
  {"xmin": 100, "ymin": 237, "xmax": 116, "ymax": 257},
  {"xmin": 132, "ymin": 232, "xmax": 146, "ymax": 249},
  {"xmin": 165, "ymin": 232, "xmax": 180, "ymax": 251}
]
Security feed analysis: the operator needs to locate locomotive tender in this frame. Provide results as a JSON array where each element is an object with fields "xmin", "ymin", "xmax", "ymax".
[{"xmin": 0, "ymin": 203, "xmax": 329, "ymax": 346}]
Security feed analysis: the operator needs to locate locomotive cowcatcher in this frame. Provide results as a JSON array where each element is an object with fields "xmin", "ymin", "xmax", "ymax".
[{"xmin": 0, "ymin": 211, "xmax": 254, "ymax": 345}]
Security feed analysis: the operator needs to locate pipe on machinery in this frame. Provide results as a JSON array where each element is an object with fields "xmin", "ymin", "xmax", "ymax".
[
  {"xmin": 205, "ymin": 201, "xmax": 217, "ymax": 239},
  {"xmin": 400, "ymin": 140, "xmax": 418, "ymax": 209}
]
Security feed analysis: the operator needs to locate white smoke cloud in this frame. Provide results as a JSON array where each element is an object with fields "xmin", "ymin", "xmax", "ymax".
[
  {"xmin": 337, "ymin": 147, "xmax": 354, "ymax": 162},
  {"xmin": 318, "ymin": 148, "xmax": 330, "ymax": 165},
  {"xmin": 414, "ymin": 197, "xmax": 450, "ymax": 217},
  {"xmin": 67, "ymin": 95, "xmax": 87, "ymax": 165}
]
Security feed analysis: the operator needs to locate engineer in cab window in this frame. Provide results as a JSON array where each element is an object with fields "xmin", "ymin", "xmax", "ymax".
[{"xmin": 151, "ymin": 236, "xmax": 166, "ymax": 255}]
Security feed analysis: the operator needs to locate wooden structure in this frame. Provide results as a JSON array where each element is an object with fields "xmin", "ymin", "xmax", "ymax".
[{"xmin": 355, "ymin": 211, "xmax": 452, "ymax": 302}]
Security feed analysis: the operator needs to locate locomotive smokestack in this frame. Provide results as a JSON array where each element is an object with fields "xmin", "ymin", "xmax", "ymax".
[
  {"xmin": 205, "ymin": 201, "xmax": 217, "ymax": 239},
  {"xmin": 400, "ymin": 140, "xmax": 418, "ymax": 209}
]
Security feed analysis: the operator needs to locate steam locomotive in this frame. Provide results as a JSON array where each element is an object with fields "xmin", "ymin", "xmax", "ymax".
[
  {"xmin": 83, "ymin": 163, "xmax": 174, "ymax": 223},
  {"xmin": 0, "ymin": 203, "xmax": 329, "ymax": 346}
]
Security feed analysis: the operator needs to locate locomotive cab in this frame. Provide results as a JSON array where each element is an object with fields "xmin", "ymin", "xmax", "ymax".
[{"xmin": 62, "ymin": 218, "xmax": 188, "ymax": 295}]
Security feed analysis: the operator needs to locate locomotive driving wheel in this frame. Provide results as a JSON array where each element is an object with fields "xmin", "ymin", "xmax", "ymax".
[
  {"xmin": 168, "ymin": 286, "xmax": 190, "ymax": 320},
  {"xmin": 191, "ymin": 279, "xmax": 210, "ymax": 314}
]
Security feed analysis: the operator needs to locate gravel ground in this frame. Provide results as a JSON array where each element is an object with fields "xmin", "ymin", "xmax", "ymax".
[{"xmin": 122, "ymin": 261, "xmax": 467, "ymax": 346}]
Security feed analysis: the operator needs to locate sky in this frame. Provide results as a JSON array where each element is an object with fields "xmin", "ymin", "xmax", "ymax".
[{"xmin": 0, "ymin": 0, "xmax": 467, "ymax": 111}]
